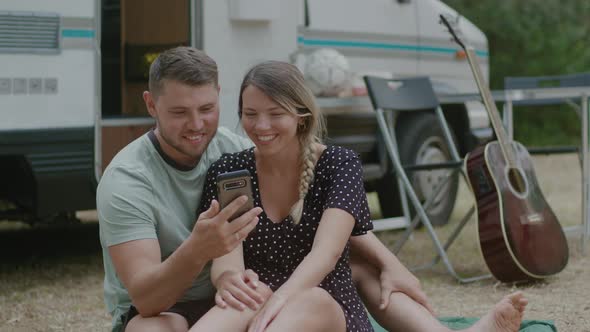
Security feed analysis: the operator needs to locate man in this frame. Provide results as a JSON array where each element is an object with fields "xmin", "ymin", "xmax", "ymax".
[{"xmin": 98, "ymin": 46, "xmax": 432, "ymax": 332}]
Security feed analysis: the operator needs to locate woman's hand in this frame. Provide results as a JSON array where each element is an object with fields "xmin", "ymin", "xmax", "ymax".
[
  {"xmin": 247, "ymin": 293, "xmax": 287, "ymax": 332},
  {"xmin": 215, "ymin": 269, "xmax": 265, "ymax": 311},
  {"xmin": 378, "ymin": 264, "xmax": 434, "ymax": 314}
]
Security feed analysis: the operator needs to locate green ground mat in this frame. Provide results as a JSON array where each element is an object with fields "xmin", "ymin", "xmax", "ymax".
[{"xmin": 370, "ymin": 315, "xmax": 557, "ymax": 331}]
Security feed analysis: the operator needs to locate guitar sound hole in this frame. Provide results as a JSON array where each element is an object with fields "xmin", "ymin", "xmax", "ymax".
[{"xmin": 507, "ymin": 168, "xmax": 527, "ymax": 195}]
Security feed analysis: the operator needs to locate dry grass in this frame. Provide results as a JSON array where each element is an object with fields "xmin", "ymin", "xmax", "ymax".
[
  {"xmin": 0, "ymin": 154, "xmax": 588, "ymax": 331},
  {"xmin": 371, "ymin": 153, "xmax": 590, "ymax": 331},
  {"xmin": 0, "ymin": 223, "xmax": 110, "ymax": 332}
]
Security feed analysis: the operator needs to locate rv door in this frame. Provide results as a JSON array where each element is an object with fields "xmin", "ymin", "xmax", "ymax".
[{"xmin": 99, "ymin": 0, "xmax": 192, "ymax": 176}]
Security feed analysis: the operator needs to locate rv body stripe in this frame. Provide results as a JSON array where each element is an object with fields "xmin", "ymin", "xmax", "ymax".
[
  {"xmin": 61, "ymin": 29, "xmax": 95, "ymax": 38},
  {"xmin": 61, "ymin": 17, "xmax": 95, "ymax": 48},
  {"xmin": 297, "ymin": 36, "xmax": 489, "ymax": 58}
]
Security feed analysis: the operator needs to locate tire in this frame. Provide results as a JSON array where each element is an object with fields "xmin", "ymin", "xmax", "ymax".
[
  {"xmin": 376, "ymin": 113, "xmax": 459, "ymax": 226},
  {"xmin": 375, "ymin": 167, "xmax": 403, "ymax": 218}
]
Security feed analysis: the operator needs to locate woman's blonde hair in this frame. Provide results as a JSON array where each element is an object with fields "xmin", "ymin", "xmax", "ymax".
[{"xmin": 239, "ymin": 61, "xmax": 326, "ymax": 224}]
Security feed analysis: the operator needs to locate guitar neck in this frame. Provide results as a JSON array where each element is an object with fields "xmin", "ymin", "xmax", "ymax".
[{"xmin": 464, "ymin": 47, "xmax": 517, "ymax": 167}]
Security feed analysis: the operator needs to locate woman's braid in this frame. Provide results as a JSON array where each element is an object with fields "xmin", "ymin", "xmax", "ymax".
[{"xmin": 290, "ymin": 140, "xmax": 317, "ymax": 224}]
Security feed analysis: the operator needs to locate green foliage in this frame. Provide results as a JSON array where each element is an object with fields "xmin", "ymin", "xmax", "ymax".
[
  {"xmin": 445, "ymin": 0, "xmax": 590, "ymax": 145},
  {"xmin": 512, "ymin": 106, "xmax": 580, "ymax": 147}
]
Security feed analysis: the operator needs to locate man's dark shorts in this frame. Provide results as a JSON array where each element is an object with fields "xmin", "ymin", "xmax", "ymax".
[{"xmin": 121, "ymin": 298, "xmax": 216, "ymax": 331}]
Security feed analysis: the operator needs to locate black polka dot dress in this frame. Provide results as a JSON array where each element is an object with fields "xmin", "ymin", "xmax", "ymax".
[{"xmin": 199, "ymin": 146, "xmax": 374, "ymax": 332}]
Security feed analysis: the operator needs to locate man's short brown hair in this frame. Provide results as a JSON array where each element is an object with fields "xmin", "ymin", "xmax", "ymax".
[{"xmin": 148, "ymin": 46, "xmax": 218, "ymax": 97}]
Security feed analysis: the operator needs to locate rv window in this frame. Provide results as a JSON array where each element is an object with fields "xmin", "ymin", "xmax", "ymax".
[{"xmin": 124, "ymin": 43, "xmax": 188, "ymax": 82}]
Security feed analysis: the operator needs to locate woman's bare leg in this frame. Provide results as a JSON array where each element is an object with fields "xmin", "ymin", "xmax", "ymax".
[
  {"xmin": 351, "ymin": 254, "xmax": 440, "ymax": 330},
  {"xmin": 351, "ymin": 257, "xmax": 528, "ymax": 332},
  {"xmin": 188, "ymin": 283, "xmax": 273, "ymax": 332},
  {"xmin": 265, "ymin": 287, "xmax": 346, "ymax": 332}
]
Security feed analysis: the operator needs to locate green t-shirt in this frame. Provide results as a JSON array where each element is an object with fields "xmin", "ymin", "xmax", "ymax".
[{"xmin": 97, "ymin": 127, "xmax": 252, "ymax": 331}]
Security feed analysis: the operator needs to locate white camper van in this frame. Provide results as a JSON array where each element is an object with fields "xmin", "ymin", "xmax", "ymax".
[{"xmin": 0, "ymin": 0, "xmax": 491, "ymax": 224}]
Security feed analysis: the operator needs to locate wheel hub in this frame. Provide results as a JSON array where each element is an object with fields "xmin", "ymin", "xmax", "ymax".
[{"xmin": 413, "ymin": 137, "xmax": 453, "ymax": 214}]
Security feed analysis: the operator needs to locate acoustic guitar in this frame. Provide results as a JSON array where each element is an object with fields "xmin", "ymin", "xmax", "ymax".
[{"xmin": 440, "ymin": 15, "xmax": 569, "ymax": 282}]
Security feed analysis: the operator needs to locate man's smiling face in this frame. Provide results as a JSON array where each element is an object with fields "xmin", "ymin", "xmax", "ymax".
[{"xmin": 144, "ymin": 79, "xmax": 220, "ymax": 167}]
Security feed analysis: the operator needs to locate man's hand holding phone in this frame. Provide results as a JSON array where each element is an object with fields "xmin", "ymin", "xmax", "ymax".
[
  {"xmin": 217, "ymin": 170, "xmax": 254, "ymax": 221},
  {"xmin": 191, "ymin": 196, "xmax": 261, "ymax": 262}
]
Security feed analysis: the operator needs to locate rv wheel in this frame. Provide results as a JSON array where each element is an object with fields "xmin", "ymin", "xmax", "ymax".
[{"xmin": 377, "ymin": 114, "xmax": 458, "ymax": 226}]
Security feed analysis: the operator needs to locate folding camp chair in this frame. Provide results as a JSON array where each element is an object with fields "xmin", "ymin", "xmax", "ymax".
[
  {"xmin": 364, "ymin": 75, "xmax": 491, "ymax": 283},
  {"xmin": 503, "ymin": 72, "xmax": 590, "ymax": 157}
]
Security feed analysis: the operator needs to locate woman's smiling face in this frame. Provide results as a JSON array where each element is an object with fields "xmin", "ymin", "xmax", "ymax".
[{"xmin": 240, "ymin": 85, "xmax": 300, "ymax": 157}]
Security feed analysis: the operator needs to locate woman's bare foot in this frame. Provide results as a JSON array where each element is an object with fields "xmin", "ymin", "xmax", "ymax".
[{"xmin": 466, "ymin": 292, "xmax": 528, "ymax": 332}]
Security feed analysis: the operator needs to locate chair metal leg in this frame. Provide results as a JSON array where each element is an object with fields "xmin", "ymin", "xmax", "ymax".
[
  {"xmin": 412, "ymin": 206, "xmax": 476, "ymax": 272},
  {"xmin": 396, "ymin": 170, "xmax": 488, "ymax": 282},
  {"xmin": 392, "ymin": 168, "xmax": 458, "ymax": 255},
  {"xmin": 423, "ymin": 170, "xmax": 476, "ymax": 267},
  {"xmin": 427, "ymin": 205, "xmax": 475, "ymax": 266},
  {"xmin": 435, "ymin": 107, "xmax": 461, "ymax": 161},
  {"xmin": 377, "ymin": 108, "xmax": 491, "ymax": 283},
  {"xmin": 582, "ymin": 95, "xmax": 589, "ymax": 254}
]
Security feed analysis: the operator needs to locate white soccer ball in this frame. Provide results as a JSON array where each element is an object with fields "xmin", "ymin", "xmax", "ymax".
[{"xmin": 303, "ymin": 48, "xmax": 351, "ymax": 97}]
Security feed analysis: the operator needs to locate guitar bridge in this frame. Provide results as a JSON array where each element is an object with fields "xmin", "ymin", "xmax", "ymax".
[{"xmin": 520, "ymin": 213, "xmax": 544, "ymax": 225}]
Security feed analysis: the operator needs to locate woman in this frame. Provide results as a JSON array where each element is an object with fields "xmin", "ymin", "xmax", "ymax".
[{"xmin": 191, "ymin": 61, "xmax": 528, "ymax": 332}]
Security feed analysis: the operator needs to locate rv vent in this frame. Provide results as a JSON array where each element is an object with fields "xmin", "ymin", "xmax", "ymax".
[{"xmin": 0, "ymin": 11, "xmax": 60, "ymax": 53}]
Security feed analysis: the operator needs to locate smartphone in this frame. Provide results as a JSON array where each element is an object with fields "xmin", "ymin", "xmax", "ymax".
[{"xmin": 217, "ymin": 169, "xmax": 254, "ymax": 222}]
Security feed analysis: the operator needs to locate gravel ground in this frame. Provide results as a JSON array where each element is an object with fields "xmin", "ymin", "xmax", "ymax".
[
  {"xmin": 374, "ymin": 153, "xmax": 590, "ymax": 332},
  {"xmin": 0, "ymin": 154, "xmax": 588, "ymax": 331}
]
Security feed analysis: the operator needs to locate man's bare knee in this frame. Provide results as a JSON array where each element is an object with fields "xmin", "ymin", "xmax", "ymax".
[
  {"xmin": 350, "ymin": 258, "xmax": 378, "ymax": 286},
  {"xmin": 350, "ymin": 257, "xmax": 362, "ymax": 284},
  {"xmin": 294, "ymin": 288, "xmax": 341, "ymax": 316},
  {"xmin": 125, "ymin": 312, "xmax": 188, "ymax": 332}
]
